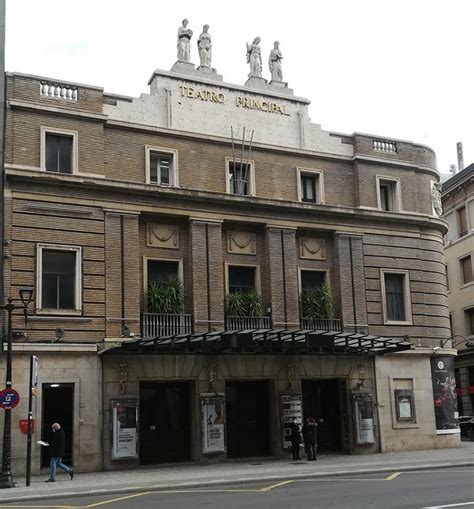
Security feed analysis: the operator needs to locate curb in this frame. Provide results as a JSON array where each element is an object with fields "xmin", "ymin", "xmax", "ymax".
[{"xmin": 0, "ymin": 461, "xmax": 473, "ymax": 504}]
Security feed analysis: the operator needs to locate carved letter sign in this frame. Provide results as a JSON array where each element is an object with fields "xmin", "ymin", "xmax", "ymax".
[
  {"xmin": 147, "ymin": 224, "xmax": 179, "ymax": 249},
  {"xmin": 299, "ymin": 238, "xmax": 326, "ymax": 260}
]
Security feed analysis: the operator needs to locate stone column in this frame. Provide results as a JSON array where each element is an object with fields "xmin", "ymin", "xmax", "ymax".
[
  {"xmin": 265, "ymin": 226, "xmax": 299, "ymax": 328},
  {"xmin": 104, "ymin": 211, "xmax": 140, "ymax": 339},
  {"xmin": 189, "ymin": 219, "xmax": 224, "ymax": 333},
  {"xmin": 334, "ymin": 233, "xmax": 368, "ymax": 332}
]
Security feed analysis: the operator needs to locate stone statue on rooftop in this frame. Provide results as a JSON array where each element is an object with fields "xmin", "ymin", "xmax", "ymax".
[
  {"xmin": 269, "ymin": 41, "xmax": 283, "ymax": 82},
  {"xmin": 246, "ymin": 37, "xmax": 262, "ymax": 78},
  {"xmin": 177, "ymin": 19, "xmax": 193, "ymax": 63},
  {"xmin": 197, "ymin": 25, "xmax": 212, "ymax": 68}
]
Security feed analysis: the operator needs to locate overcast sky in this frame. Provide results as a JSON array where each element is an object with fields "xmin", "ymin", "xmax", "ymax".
[{"xmin": 5, "ymin": 0, "xmax": 473, "ymax": 175}]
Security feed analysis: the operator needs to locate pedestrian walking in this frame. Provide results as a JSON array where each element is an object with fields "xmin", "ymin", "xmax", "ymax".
[
  {"xmin": 302, "ymin": 417, "xmax": 318, "ymax": 461},
  {"xmin": 289, "ymin": 418, "xmax": 302, "ymax": 460},
  {"xmin": 45, "ymin": 423, "xmax": 74, "ymax": 482}
]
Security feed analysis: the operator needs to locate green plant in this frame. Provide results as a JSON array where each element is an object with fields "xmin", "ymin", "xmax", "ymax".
[
  {"xmin": 225, "ymin": 290, "xmax": 264, "ymax": 317},
  {"xmin": 301, "ymin": 283, "xmax": 335, "ymax": 319},
  {"xmin": 225, "ymin": 292, "xmax": 246, "ymax": 316},
  {"xmin": 242, "ymin": 289, "xmax": 263, "ymax": 317},
  {"xmin": 147, "ymin": 275, "xmax": 184, "ymax": 314}
]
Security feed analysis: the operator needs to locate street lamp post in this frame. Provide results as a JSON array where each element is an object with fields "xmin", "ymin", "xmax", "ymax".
[{"xmin": 0, "ymin": 287, "xmax": 33, "ymax": 489}]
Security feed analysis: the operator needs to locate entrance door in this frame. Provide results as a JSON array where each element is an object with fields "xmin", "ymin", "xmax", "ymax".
[
  {"xmin": 41, "ymin": 383, "xmax": 74, "ymax": 467},
  {"xmin": 139, "ymin": 381, "xmax": 191, "ymax": 464},
  {"xmin": 225, "ymin": 381, "xmax": 270, "ymax": 458},
  {"xmin": 302, "ymin": 379, "xmax": 343, "ymax": 452}
]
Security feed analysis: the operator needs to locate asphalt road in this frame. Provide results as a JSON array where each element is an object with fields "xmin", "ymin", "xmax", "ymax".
[{"xmin": 2, "ymin": 468, "xmax": 473, "ymax": 509}]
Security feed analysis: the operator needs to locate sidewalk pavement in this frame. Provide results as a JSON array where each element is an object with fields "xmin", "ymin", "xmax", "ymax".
[{"xmin": 1, "ymin": 441, "xmax": 473, "ymax": 504}]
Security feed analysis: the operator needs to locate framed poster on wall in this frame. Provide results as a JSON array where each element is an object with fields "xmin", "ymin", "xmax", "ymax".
[
  {"xmin": 111, "ymin": 399, "xmax": 138, "ymax": 460},
  {"xmin": 430, "ymin": 356, "xmax": 459, "ymax": 434},
  {"xmin": 201, "ymin": 393, "xmax": 226, "ymax": 454},
  {"xmin": 352, "ymin": 391, "xmax": 375, "ymax": 444},
  {"xmin": 281, "ymin": 394, "xmax": 303, "ymax": 449}
]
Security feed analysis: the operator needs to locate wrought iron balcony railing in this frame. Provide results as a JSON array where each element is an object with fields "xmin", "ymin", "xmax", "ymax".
[{"xmin": 141, "ymin": 313, "xmax": 192, "ymax": 339}]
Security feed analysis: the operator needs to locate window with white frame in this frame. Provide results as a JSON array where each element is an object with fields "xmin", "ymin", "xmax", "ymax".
[
  {"xmin": 381, "ymin": 269, "xmax": 412, "ymax": 324},
  {"xmin": 225, "ymin": 159, "xmax": 255, "ymax": 196},
  {"xmin": 37, "ymin": 244, "xmax": 82, "ymax": 312},
  {"xmin": 146, "ymin": 146, "xmax": 178, "ymax": 186},
  {"xmin": 41, "ymin": 127, "xmax": 77, "ymax": 174},
  {"xmin": 297, "ymin": 168, "xmax": 324, "ymax": 204},
  {"xmin": 377, "ymin": 177, "xmax": 400, "ymax": 212}
]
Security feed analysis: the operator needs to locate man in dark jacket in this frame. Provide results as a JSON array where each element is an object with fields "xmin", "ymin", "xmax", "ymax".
[
  {"xmin": 45, "ymin": 423, "xmax": 74, "ymax": 482},
  {"xmin": 289, "ymin": 418, "xmax": 302, "ymax": 460},
  {"xmin": 302, "ymin": 417, "xmax": 318, "ymax": 461}
]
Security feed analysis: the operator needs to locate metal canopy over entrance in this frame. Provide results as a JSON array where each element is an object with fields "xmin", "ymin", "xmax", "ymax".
[{"xmin": 102, "ymin": 329, "xmax": 412, "ymax": 356}]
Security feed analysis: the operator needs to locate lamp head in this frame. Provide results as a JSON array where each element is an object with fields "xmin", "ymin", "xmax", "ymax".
[{"xmin": 19, "ymin": 287, "xmax": 34, "ymax": 306}]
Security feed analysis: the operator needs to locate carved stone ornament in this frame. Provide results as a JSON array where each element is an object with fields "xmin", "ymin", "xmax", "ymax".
[
  {"xmin": 147, "ymin": 224, "xmax": 179, "ymax": 249},
  {"xmin": 227, "ymin": 231, "xmax": 256, "ymax": 255},
  {"xmin": 431, "ymin": 181, "xmax": 443, "ymax": 217},
  {"xmin": 299, "ymin": 237, "xmax": 326, "ymax": 260}
]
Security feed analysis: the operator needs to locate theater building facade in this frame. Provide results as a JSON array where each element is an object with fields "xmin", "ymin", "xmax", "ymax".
[{"xmin": 0, "ymin": 52, "xmax": 460, "ymax": 473}]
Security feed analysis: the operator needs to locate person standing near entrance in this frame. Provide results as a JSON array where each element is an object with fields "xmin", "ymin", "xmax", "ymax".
[
  {"xmin": 289, "ymin": 418, "xmax": 302, "ymax": 460},
  {"xmin": 45, "ymin": 423, "xmax": 74, "ymax": 482},
  {"xmin": 302, "ymin": 417, "xmax": 318, "ymax": 461}
]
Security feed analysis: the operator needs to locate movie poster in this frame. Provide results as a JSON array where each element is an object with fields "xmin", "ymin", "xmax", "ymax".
[
  {"xmin": 111, "ymin": 399, "xmax": 138, "ymax": 459},
  {"xmin": 353, "ymin": 391, "xmax": 375, "ymax": 444},
  {"xmin": 201, "ymin": 394, "xmax": 225, "ymax": 453},
  {"xmin": 430, "ymin": 357, "xmax": 459, "ymax": 434}
]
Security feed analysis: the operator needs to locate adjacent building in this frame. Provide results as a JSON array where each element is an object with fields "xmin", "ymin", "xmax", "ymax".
[
  {"xmin": 0, "ymin": 39, "xmax": 460, "ymax": 474},
  {"xmin": 442, "ymin": 164, "xmax": 474, "ymax": 416}
]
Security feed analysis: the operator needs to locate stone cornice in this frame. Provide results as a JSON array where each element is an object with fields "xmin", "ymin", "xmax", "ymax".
[
  {"xmin": 352, "ymin": 154, "xmax": 439, "ymax": 178},
  {"xmin": 5, "ymin": 167, "xmax": 448, "ymax": 235},
  {"xmin": 8, "ymin": 99, "xmax": 108, "ymax": 121}
]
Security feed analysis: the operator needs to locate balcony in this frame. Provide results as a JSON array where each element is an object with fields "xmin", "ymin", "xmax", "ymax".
[
  {"xmin": 141, "ymin": 313, "xmax": 192, "ymax": 339},
  {"xmin": 300, "ymin": 318, "xmax": 342, "ymax": 331},
  {"xmin": 225, "ymin": 315, "xmax": 271, "ymax": 330}
]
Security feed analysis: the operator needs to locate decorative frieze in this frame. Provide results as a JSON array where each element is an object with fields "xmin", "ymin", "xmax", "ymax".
[
  {"xmin": 147, "ymin": 224, "xmax": 179, "ymax": 249},
  {"xmin": 227, "ymin": 231, "xmax": 256, "ymax": 255},
  {"xmin": 299, "ymin": 237, "xmax": 326, "ymax": 260}
]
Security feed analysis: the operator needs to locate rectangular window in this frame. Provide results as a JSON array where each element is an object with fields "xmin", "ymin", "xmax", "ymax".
[
  {"xmin": 147, "ymin": 259, "xmax": 179, "ymax": 286},
  {"xmin": 446, "ymin": 265, "xmax": 450, "ymax": 291},
  {"xmin": 37, "ymin": 245, "xmax": 81, "ymax": 312},
  {"xmin": 150, "ymin": 152, "xmax": 173, "ymax": 186},
  {"xmin": 379, "ymin": 181, "xmax": 396, "ymax": 211},
  {"xmin": 460, "ymin": 255, "xmax": 473, "ymax": 285},
  {"xmin": 465, "ymin": 308, "xmax": 474, "ymax": 336},
  {"xmin": 458, "ymin": 206, "xmax": 468, "ymax": 237},
  {"xmin": 228, "ymin": 265, "xmax": 256, "ymax": 293},
  {"xmin": 300, "ymin": 270, "xmax": 326, "ymax": 290},
  {"xmin": 301, "ymin": 174, "xmax": 317, "ymax": 203},
  {"xmin": 228, "ymin": 162, "xmax": 251, "ymax": 196},
  {"xmin": 384, "ymin": 273, "xmax": 406, "ymax": 321},
  {"xmin": 45, "ymin": 133, "xmax": 73, "ymax": 173},
  {"xmin": 381, "ymin": 270, "xmax": 412, "ymax": 324},
  {"xmin": 145, "ymin": 146, "xmax": 178, "ymax": 187},
  {"xmin": 297, "ymin": 168, "xmax": 324, "ymax": 204}
]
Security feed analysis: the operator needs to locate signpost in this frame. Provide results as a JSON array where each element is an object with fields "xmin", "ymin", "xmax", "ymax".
[{"xmin": 0, "ymin": 389, "xmax": 20, "ymax": 410}]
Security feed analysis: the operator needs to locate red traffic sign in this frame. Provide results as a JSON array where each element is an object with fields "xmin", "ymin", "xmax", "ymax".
[{"xmin": 0, "ymin": 389, "xmax": 20, "ymax": 410}]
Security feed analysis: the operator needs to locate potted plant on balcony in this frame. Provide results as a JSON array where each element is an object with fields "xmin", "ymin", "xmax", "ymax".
[
  {"xmin": 147, "ymin": 275, "xmax": 184, "ymax": 314},
  {"xmin": 225, "ymin": 289, "xmax": 263, "ymax": 317},
  {"xmin": 301, "ymin": 283, "xmax": 335, "ymax": 320}
]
